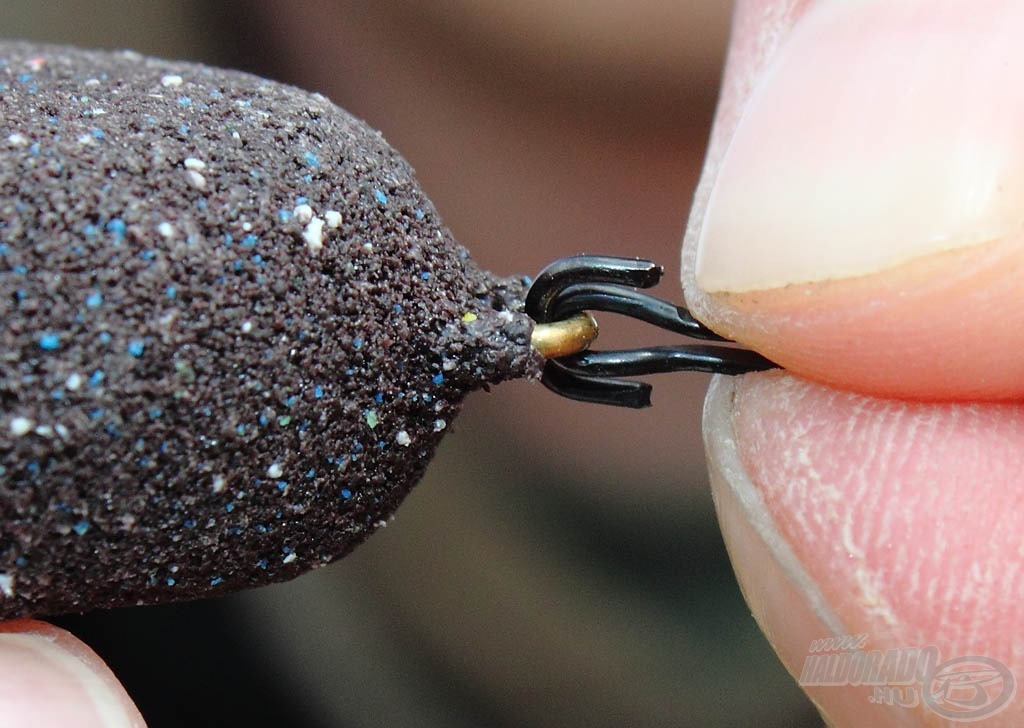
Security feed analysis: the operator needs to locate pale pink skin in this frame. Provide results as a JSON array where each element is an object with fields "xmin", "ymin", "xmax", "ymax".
[
  {"xmin": 693, "ymin": 2, "xmax": 1024, "ymax": 726},
  {"xmin": 0, "ymin": 620, "xmax": 146, "ymax": 727}
]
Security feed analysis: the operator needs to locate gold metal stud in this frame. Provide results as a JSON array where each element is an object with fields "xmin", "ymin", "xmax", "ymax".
[{"xmin": 530, "ymin": 312, "xmax": 599, "ymax": 359}]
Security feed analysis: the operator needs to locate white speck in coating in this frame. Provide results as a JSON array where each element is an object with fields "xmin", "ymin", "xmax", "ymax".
[
  {"xmin": 282, "ymin": 553, "xmax": 297, "ymax": 565},
  {"xmin": 9, "ymin": 417, "xmax": 33, "ymax": 437},
  {"xmin": 433, "ymin": 419, "xmax": 447, "ymax": 432},
  {"xmin": 184, "ymin": 169, "xmax": 207, "ymax": 190},
  {"xmin": 324, "ymin": 210, "xmax": 342, "ymax": 229},
  {"xmin": 293, "ymin": 204, "xmax": 314, "ymax": 224},
  {"xmin": 212, "ymin": 475, "xmax": 226, "ymax": 493},
  {"xmin": 303, "ymin": 217, "xmax": 326, "ymax": 255},
  {"xmin": 157, "ymin": 221, "xmax": 176, "ymax": 238},
  {"xmin": 442, "ymin": 359, "xmax": 456, "ymax": 371},
  {"xmin": 361, "ymin": 242, "xmax": 374, "ymax": 253},
  {"xmin": 6, "ymin": 133, "xmax": 28, "ymax": 148},
  {"xmin": 77, "ymin": 133, "xmax": 95, "ymax": 146},
  {"xmin": 240, "ymin": 321, "xmax": 253, "ymax": 334},
  {"xmin": 66, "ymin": 372, "xmax": 83, "ymax": 390},
  {"xmin": 267, "ymin": 463, "xmax": 283, "ymax": 479},
  {"xmin": 84, "ymin": 78, "xmax": 100, "ymax": 87},
  {"xmin": 161, "ymin": 74, "xmax": 184, "ymax": 87},
  {"xmin": 34, "ymin": 425, "xmax": 53, "ymax": 437},
  {"xmin": 55, "ymin": 423, "xmax": 70, "ymax": 440},
  {"xmin": 242, "ymin": 221, "xmax": 253, "ymax": 232},
  {"xmin": 396, "ymin": 430, "xmax": 412, "ymax": 447},
  {"xmin": 0, "ymin": 574, "xmax": 13, "ymax": 598},
  {"xmin": 183, "ymin": 157, "xmax": 206, "ymax": 171}
]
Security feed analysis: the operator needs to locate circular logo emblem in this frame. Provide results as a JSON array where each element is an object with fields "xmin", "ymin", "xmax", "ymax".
[{"xmin": 922, "ymin": 655, "xmax": 1016, "ymax": 722}]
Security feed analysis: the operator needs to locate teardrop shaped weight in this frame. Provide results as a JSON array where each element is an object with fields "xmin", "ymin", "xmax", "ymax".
[{"xmin": 0, "ymin": 42, "xmax": 542, "ymax": 618}]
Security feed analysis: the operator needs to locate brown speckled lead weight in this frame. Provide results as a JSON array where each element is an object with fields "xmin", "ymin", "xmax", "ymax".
[{"xmin": 0, "ymin": 42, "xmax": 543, "ymax": 618}]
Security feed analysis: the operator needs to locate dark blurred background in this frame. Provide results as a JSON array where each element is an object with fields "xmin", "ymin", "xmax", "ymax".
[{"xmin": 4, "ymin": 2, "xmax": 817, "ymax": 725}]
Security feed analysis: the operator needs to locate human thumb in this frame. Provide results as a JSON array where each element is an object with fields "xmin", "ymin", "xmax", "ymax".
[
  {"xmin": 685, "ymin": 1, "xmax": 1024, "ymax": 725},
  {"xmin": 0, "ymin": 620, "xmax": 146, "ymax": 728}
]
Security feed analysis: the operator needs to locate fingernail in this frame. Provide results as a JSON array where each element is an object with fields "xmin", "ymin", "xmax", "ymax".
[
  {"xmin": 0, "ymin": 622, "xmax": 144, "ymax": 728},
  {"xmin": 695, "ymin": 0, "xmax": 1024, "ymax": 293}
]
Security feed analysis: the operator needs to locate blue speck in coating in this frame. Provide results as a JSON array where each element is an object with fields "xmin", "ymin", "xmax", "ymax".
[
  {"xmin": 104, "ymin": 218, "xmax": 125, "ymax": 237},
  {"xmin": 415, "ymin": 208, "xmax": 425, "ymax": 220},
  {"xmin": 241, "ymin": 234, "xmax": 258, "ymax": 248},
  {"xmin": 89, "ymin": 370, "xmax": 105, "ymax": 387},
  {"xmin": 340, "ymin": 488, "xmax": 352, "ymax": 500},
  {"xmin": 314, "ymin": 385, "xmax": 324, "ymax": 399},
  {"xmin": 420, "ymin": 271, "xmax": 431, "ymax": 280},
  {"xmin": 374, "ymin": 189, "xmax": 388, "ymax": 205},
  {"xmin": 225, "ymin": 502, "xmax": 235, "ymax": 512},
  {"xmin": 166, "ymin": 577, "xmax": 176, "ymax": 586},
  {"xmin": 127, "ymin": 340, "xmax": 145, "ymax": 357},
  {"xmin": 166, "ymin": 285, "xmax": 177, "ymax": 299},
  {"xmin": 99, "ymin": 331, "xmax": 112, "ymax": 345},
  {"xmin": 72, "ymin": 520, "xmax": 90, "ymax": 536},
  {"xmin": 210, "ymin": 577, "xmax": 223, "ymax": 587},
  {"xmin": 304, "ymin": 151, "xmax": 320, "ymax": 167},
  {"xmin": 38, "ymin": 332, "xmax": 60, "ymax": 350},
  {"xmin": 85, "ymin": 291, "xmax": 103, "ymax": 308},
  {"xmin": 353, "ymin": 337, "xmax": 363, "ymax": 350},
  {"xmin": 178, "ymin": 123, "xmax": 190, "ymax": 135},
  {"xmin": 256, "ymin": 559, "xmax": 268, "ymax": 570},
  {"xmin": 90, "ymin": 127, "xmax": 104, "ymax": 140},
  {"xmin": 177, "ymin": 96, "xmax": 192, "ymax": 107},
  {"xmin": 432, "ymin": 373, "xmax": 445, "ymax": 386}
]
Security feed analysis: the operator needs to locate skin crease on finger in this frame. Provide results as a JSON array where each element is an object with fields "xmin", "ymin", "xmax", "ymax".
[
  {"xmin": 682, "ymin": 0, "xmax": 1024, "ymax": 401},
  {"xmin": 688, "ymin": 0, "xmax": 1024, "ymax": 725}
]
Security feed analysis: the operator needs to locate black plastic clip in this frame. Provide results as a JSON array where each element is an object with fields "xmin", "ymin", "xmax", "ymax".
[{"xmin": 525, "ymin": 255, "xmax": 775, "ymax": 408}]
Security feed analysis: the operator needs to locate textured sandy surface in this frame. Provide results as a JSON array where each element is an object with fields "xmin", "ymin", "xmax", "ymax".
[{"xmin": 0, "ymin": 42, "xmax": 541, "ymax": 617}]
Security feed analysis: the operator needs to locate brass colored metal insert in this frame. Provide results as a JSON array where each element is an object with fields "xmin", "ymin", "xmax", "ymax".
[{"xmin": 530, "ymin": 312, "xmax": 599, "ymax": 359}]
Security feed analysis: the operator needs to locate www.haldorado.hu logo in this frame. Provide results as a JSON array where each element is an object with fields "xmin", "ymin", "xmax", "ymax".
[{"xmin": 799, "ymin": 635, "xmax": 1015, "ymax": 722}]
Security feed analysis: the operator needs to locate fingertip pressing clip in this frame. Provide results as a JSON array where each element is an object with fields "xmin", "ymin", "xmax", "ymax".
[{"xmin": 525, "ymin": 255, "xmax": 776, "ymax": 408}]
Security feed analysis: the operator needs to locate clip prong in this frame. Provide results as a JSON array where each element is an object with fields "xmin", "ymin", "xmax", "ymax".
[{"xmin": 525, "ymin": 254, "xmax": 776, "ymax": 408}]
